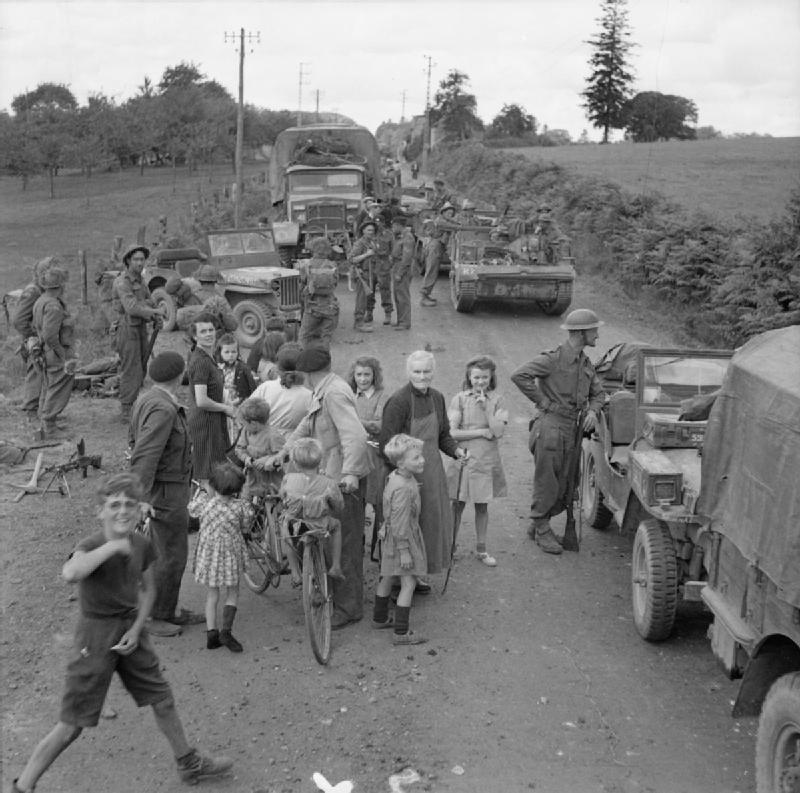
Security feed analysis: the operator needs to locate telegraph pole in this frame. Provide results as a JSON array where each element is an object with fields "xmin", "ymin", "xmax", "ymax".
[
  {"xmin": 315, "ymin": 89, "xmax": 321, "ymax": 122},
  {"xmin": 422, "ymin": 55, "xmax": 435, "ymax": 173},
  {"xmin": 225, "ymin": 28, "xmax": 260, "ymax": 228},
  {"xmin": 400, "ymin": 89, "xmax": 407, "ymax": 123},
  {"xmin": 297, "ymin": 62, "xmax": 310, "ymax": 126}
]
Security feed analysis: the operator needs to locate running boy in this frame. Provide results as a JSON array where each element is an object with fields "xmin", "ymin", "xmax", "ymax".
[{"xmin": 9, "ymin": 473, "xmax": 233, "ymax": 792}]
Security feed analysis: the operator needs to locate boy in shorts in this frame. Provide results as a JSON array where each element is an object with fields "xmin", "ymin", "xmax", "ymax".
[{"xmin": 10, "ymin": 473, "xmax": 233, "ymax": 792}]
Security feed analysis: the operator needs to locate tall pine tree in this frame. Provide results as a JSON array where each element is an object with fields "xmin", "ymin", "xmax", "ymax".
[{"xmin": 581, "ymin": 0, "xmax": 636, "ymax": 143}]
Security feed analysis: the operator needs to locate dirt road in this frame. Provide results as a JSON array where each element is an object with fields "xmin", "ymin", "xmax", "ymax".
[{"xmin": 1, "ymin": 273, "xmax": 755, "ymax": 793}]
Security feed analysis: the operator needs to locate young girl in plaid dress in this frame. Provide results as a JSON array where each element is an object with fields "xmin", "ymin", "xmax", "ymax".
[{"xmin": 189, "ymin": 462, "xmax": 254, "ymax": 653}]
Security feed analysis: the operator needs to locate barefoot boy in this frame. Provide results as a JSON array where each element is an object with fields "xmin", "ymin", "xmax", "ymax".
[{"xmin": 10, "ymin": 472, "xmax": 233, "ymax": 791}]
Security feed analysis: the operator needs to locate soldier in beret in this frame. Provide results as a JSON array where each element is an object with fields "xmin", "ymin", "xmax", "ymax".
[{"xmin": 31, "ymin": 266, "xmax": 77, "ymax": 438}]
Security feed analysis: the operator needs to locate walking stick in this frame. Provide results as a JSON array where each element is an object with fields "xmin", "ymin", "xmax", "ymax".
[{"xmin": 441, "ymin": 456, "xmax": 466, "ymax": 595}]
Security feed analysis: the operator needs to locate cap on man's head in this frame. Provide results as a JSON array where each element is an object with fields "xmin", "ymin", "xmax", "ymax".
[
  {"xmin": 295, "ymin": 346, "xmax": 331, "ymax": 373},
  {"xmin": 148, "ymin": 351, "xmax": 185, "ymax": 383},
  {"xmin": 359, "ymin": 220, "xmax": 378, "ymax": 234},
  {"xmin": 122, "ymin": 244, "xmax": 150, "ymax": 266}
]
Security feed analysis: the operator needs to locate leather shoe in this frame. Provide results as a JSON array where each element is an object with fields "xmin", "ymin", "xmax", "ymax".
[
  {"xmin": 535, "ymin": 529, "xmax": 563, "ymax": 555},
  {"xmin": 415, "ymin": 580, "xmax": 432, "ymax": 595},
  {"xmin": 167, "ymin": 608, "xmax": 205, "ymax": 626},
  {"xmin": 331, "ymin": 613, "xmax": 362, "ymax": 631},
  {"xmin": 420, "ymin": 296, "xmax": 437, "ymax": 307}
]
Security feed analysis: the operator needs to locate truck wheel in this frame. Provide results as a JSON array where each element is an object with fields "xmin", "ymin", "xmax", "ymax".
[
  {"xmin": 150, "ymin": 288, "xmax": 177, "ymax": 331},
  {"xmin": 631, "ymin": 518, "xmax": 678, "ymax": 641},
  {"xmin": 540, "ymin": 282, "xmax": 573, "ymax": 316},
  {"xmin": 756, "ymin": 672, "xmax": 800, "ymax": 793},
  {"xmin": 581, "ymin": 446, "xmax": 613, "ymax": 530},
  {"xmin": 451, "ymin": 274, "xmax": 476, "ymax": 313},
  {"xmin": 233, "ymin": 300, "xmax": 269, "ymax": 348}
]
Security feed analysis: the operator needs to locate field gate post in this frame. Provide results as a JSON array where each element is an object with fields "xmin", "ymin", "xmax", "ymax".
[{"xmin": 79, "ymin": 249, "xmax": 88, "ymax": 306}]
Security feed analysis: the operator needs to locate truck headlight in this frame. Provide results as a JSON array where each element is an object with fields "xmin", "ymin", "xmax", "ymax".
[{"xmin": 653, "ymin": 479, "xmax": 678, "ymax": 504}]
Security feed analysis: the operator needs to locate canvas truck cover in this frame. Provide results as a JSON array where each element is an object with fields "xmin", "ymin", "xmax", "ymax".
[
  {"xmin": 698, "ymin": 325, "xmax": 800, "ymax": 607},
  {"xmin": 268, "ymin": 125, "xmax": 382, "ymax": 204}
]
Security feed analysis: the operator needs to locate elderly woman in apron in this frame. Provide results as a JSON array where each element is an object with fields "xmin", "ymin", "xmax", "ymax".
[{"xmin": 379, "ymin": 350, "xmax": 467, "ymax": 581}]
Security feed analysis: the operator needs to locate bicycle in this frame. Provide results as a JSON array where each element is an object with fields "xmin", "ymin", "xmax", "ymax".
[
  {"xmin": 283, "ymin": 516, "xmax": 333, "ymax": 665},
  {"xmin": 241, "ymin": 487, "xmax": 285, "ymax": 593}
]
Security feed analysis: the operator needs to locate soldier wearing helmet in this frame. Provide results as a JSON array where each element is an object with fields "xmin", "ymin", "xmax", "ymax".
[
  {"xmin": 511, "ymin": 309, "xmax": 606, "ymax": 555},
  {"xmin": 429, "ymin": 175, "xmax": 453, "ymax": 213},
  {"xmin": 13, "ymin": 256, "xmax": 57, "ymax": 424},
  {"xmin": 32, "ymin": 265, "xmax": 77, "ymax": 438},
  {"xmin": 420, "ymin": 202, "xmax": 460, "ymax": 307},
  {"xmin": 533, "ymin": 203, "xmax": 567, "ymax": 264},
  {"xmin": 298, "ymin": 237, "xmax": 340, "ymax": 348},
  {"xmin": 457, "ymin": 198, "xmax": 477, "ymax": 225},
  {"xmin": 112, "ymin": 244, "xmax": 165, "ymax": 422}
]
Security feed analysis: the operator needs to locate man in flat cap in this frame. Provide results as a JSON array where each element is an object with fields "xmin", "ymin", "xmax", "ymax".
[
  {"xmin": 112, "ymin": 245, "xmax": 166, "ymax": 423},
  {"xmin": 129, "ymin": 352, "xmax": 202, "ymax": 637},
  {"xmin": 273, "ymin": 347, "xmax": 371, "ymax": 629}
]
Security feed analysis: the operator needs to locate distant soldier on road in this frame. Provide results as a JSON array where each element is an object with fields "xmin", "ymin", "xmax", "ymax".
[
  {"xmin": 13, "ymin": 257, "xmax": 54, "ymax": 425},
  {"xmin": 390, "ymin": 215, "xmax": 415, "ymax": 331},
  {"xmin": 112, "ymin": 245, "xmax": 164, "ymax": 423},
  {"xmin": 372, "ymin": 216, "xmax": 395, "ymax": 326},
  {"xmin": 349, "ymin": 220, "xmax": 379, "ymax": 333},
  {"xmin": 511, "ymin": 309, "xmax": 605, "ymax": 555},
  {"xmin": 420, "ymin": 203, "xmax": 459, "ymax": 307},
  {"xmin": 32, "ymin": 265, "xmax": 77, "ymax": 438},
  {"xmin": 298, "ymin": 238, "xmax": 340, "ymax": 349}
]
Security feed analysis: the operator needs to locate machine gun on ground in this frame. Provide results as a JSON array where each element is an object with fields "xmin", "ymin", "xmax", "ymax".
[{"xmin": 39, "ymin": 439, "xmax": 102, "ymax": 497}]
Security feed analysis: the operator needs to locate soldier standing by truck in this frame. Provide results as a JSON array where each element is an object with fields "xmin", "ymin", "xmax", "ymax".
[
  {"xmin": 420, "ymin": 203, "xmax": 459, "ymax": 307},
  {"xmin": 13, "ymin": 257, "xmax": 54, "ymax": 425},
  {"xmin": 511, "ymin": 309, "xmax": 605, "ymax": 554},
  {"xmin": 32, "ymin": 266, "xmax": 77, "ymax": 439},
  {"xmin": 298, "ymin": 238, "xmax": 339, "ymax": 349},
  {"xmin": 371, "ymin": 217, "xmax": 395, "ymax": 326},
  {"xmin": 112, "ymin": 245, "xmax": 164, "ymax": 423},
  {"xmin": 349, "ymin": 220, "xmax": 379, "ymax": 333},
  {"xmin": 390, "ymin": 216, "xmax": 415, "ymax": 331}
]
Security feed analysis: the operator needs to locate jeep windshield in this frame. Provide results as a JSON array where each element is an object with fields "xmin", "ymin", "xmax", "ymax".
[
  {"xmin": 207, "ymin": 231, "xmax": 276, "ymax": 257},
  {"xmin": 641, "ymin": 352, "xmax": 731, "ymax": 406},
  {"xmin": 288, "ymin": 171, "xmax": 363, "ymax": 194}
]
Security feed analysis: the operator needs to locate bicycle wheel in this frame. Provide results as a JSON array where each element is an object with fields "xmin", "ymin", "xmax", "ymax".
[
  {"xmin": 263, "ymin": 502, "xmax": 287, "ymax": 587},
  {"xmin": 243, "ymin": 534, "xmax": 272, "ymax": 594},
  {"xmin": 303, "ymin": 540, "xmax": 332, "ymax": 665}
]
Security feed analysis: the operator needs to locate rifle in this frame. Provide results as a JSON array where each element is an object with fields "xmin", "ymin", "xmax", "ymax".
[
  {"xmin": 561, "ymin": 413, "xmax": 583, "ymax": 552},
  {"xmin": 144, "ymin": 314, "xmax": 161, "ymax": 363}
]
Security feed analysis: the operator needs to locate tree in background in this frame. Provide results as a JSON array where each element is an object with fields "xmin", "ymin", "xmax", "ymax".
[
  {"xmin": 582, "ymin": 0, "xmax": 636, "ymax": 143},
  {"xmin": 623, "ymin": 91, "xmax": 698, "ymax": 142},
  {"xmin": 430, "ymin": 69, "xmax": 484, "ymax": 142},
  {"xmin": 489, "ymin": 104, "xmax": 537, "ymax": 138}
]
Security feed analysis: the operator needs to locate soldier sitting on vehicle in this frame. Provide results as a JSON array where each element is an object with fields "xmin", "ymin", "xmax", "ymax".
[
  {"xmin": 531, "ymin": 204, "xmax": 568, "ymax": 265},
  {"xmin": 173, "ymin": 266, "xmax": 237, "ymax": 333},
  {"xmin": 429, "ymin": 175, "xmax": 453, "ymax": 213}
]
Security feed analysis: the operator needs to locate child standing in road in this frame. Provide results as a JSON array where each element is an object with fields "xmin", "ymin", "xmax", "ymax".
[
  {"xmin": 279, "ymin": 438, "xmax": 345, "ymax": 586},
  {"xmin": 373, "ymin": 434, "xmax": 428, "ymax": 645},
  {"xmin": 189, "ymin": 462, "xmax": 254, "ymax": 653},
  {"xmin": 448, "ymin": 356, "xmax": 509, "ymax": 566},
  {"xmin": 217, "ymin": 333, "xmax": 256, "ymax": 443},
  {"xmin": 9, "ymin": 473, "xmax": 233, "ymax": 792}
]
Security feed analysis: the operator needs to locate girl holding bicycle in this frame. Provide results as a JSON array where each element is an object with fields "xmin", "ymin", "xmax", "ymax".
[
  {"xmin": 189, "ymin": 461, "xmax": 254, "ymax": 653},
  {"xmin": 373, "ymin": 434, "xmax": 428, "ymax": 646}
]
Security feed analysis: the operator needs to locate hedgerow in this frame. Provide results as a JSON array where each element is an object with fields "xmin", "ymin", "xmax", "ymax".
[{"xmin": 431, "ymin": 143, "xmax": 800, "ymax": 347}]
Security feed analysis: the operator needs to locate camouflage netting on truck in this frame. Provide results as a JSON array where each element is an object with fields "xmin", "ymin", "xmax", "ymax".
[
  {"xmin": 291, "ymin": 135, "xmax": 367, "ymax": 168},
  {"xmin": 698, "ymin": 325, "xmax": 800, "ymax": 608}
]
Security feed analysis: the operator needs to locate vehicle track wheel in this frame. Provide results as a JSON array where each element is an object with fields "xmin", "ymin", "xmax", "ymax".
[
  {"xmin": 150, "ymin": 287, "xmax": 177, "ymax": 331},
  {"xmin": 581, "ymin": 445, "xmax": 613, "ymax": 530},
  {"xmin": 451, "ymin": 274, "xmax": 476, "ymax": 313},
  {"xmin": 232, "ymin": 300, "xmax": 269, "ymax": 348},
  {"xmin": 756, "ymin": 672, "xmax": 800, "ymax": 793},
  {"xmin": 631, "ymin": 518, "xmax": 678, "ymax": 641},
  {"xmin": 540, "ymin": 282, "xmax": 573, "ymax": 316},
  {"xmin": 303, "ymin": 541, "xmax": 332, "ymax": 665}
]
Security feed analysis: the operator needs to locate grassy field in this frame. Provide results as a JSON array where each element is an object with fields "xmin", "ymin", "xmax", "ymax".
[{"xmin": 506, "ymin": 136, "xmax": 800, "ymax": 223}]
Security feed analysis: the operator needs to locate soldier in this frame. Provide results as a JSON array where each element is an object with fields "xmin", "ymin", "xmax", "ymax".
[
  {"xmin": 390, "ymin": 216, "xmax": 415, "ymax": 331},
  {"xmin": 32, "ymin": 266, "xmax": 77, "ymax": 438},
  {"xmin": 371, "ymin": 216, "xmax": 395, "ymax": 326},
  {"xmin": 175, "ymin": 266, "xmax": 237, "ymax": 334},
  {"xmin": 13, "ymin": 257, "xmax": 55, "ymax": 424},
  {"xmin": 533, "ymin": 203, "xmax": 567, "ymax": 264},
  {"xmin": 298, "ymin": 237, "xmax": 340, "ymax": 349},
  {"xmin": 420, "ymin": 203, "xmax": 459, "ymax": 307},
  {"xmin": 352, "ymin": 196, "xmax": 375, "ymax": 238},
  {"xmin": 511, "ymin": 309, "xmax": 606, "ymax": 555},
  {"xmin": 112, "ymin": 245, "xmax": 164, "ymax": 423},
  {"xmin": 349, "ymin": 220, "xmax": 379, "ymax": 333},
  {"xmin": 456, "ymin": 198, "xmax": 477, "ymax": 226},
  {"xmin": 429, "ymin": 175, "xmax": 453, "ymax": 213}
]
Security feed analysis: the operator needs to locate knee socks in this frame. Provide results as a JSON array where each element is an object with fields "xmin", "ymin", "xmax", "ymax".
[
  {"xmin": 373, "ymin": 595, "xmax": 390, "ymax": 624},
  {"xmin": 394, "ymin": 605, "xmax": 410, "ymax": 636}
]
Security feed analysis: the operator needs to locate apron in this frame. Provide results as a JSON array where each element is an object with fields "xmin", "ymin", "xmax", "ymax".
[{"xmin": 410, "ymin": 392, "xmax": 453, "ymax": 574}]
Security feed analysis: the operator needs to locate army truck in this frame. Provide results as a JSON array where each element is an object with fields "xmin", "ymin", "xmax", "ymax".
[{"xmin": 268, "ymin": 124, "xmax": 384, "ymax": 263}]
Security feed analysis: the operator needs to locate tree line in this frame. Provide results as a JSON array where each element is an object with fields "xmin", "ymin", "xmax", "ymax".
[{"xmin": 0, "ymin": 62, "xmax": 322, "ymax": 195}]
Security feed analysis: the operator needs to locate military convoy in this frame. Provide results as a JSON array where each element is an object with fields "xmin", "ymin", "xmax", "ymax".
[
  {"xmin": 581, "ymin": 327, "xmax": 800, "ymax": 791},
  {"xmin": 268, "ymin": 124, "xmax": 384, "ymax": 263}
]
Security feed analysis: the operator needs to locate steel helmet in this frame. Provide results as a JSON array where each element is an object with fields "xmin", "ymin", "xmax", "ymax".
[
  {"xmin": 560, "ymin": 308, "xmax": 604, "ymax": 331},
  {"xmin": 440, "ymin": 202, "xmax": 456, "ymax": 215},
  {"xmin": 40, "ymin": 266, "xmax": 68, "ymax": 289},
  {"xmin": 196, "ymin": 264, "xmax": 220, "ymax": 283}
]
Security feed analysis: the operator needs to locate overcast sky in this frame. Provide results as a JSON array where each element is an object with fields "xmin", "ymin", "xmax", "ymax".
[{"xmin": 1, "ymin": 0, "xmax": 798, "ymax": 140}]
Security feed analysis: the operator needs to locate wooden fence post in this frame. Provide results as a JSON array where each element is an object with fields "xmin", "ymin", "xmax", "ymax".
[{"xmin": 79, "ymin": 249, "xmax": 88, "ymax": 306}]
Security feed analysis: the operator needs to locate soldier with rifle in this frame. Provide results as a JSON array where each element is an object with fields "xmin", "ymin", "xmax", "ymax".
[
  {"xmin": 349, "ymin": 220, "xmax": 379, "ymax": 333},
  {"xmin": 511, "ymin": 309, "xmax": 605, "ymax": 554},
  {"xmin": 111, "ymin": 245, "xmax": 166, "ymax": 423}
]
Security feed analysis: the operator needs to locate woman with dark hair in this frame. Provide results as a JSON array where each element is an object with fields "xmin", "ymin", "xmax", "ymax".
[
  {"xmin": 186, "ymin": 312, "xmax": 237, "ymax": 483},
  {"xmin": 251, "ymin": 342, "xmax": 312, "ymax": 449},
  {"xmin": 347, "ymin": 356, "xmax": 388, "ymax": 560},
  {"xmin": 246, "ymin": 329, "xmax": 287, "ymax": 383},
  {"xmin": 379, "ymin": 350, "xmax": 467, "ymax": 579}
]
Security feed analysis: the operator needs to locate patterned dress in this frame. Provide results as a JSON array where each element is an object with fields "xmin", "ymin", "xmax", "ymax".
[
  {"xmin": 187, "ymin": 346, "xmax": 230, "ymax": 479},
  {"xmin": 190, "ymin": 490, "xmax": 254, "ymax": 587}
]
